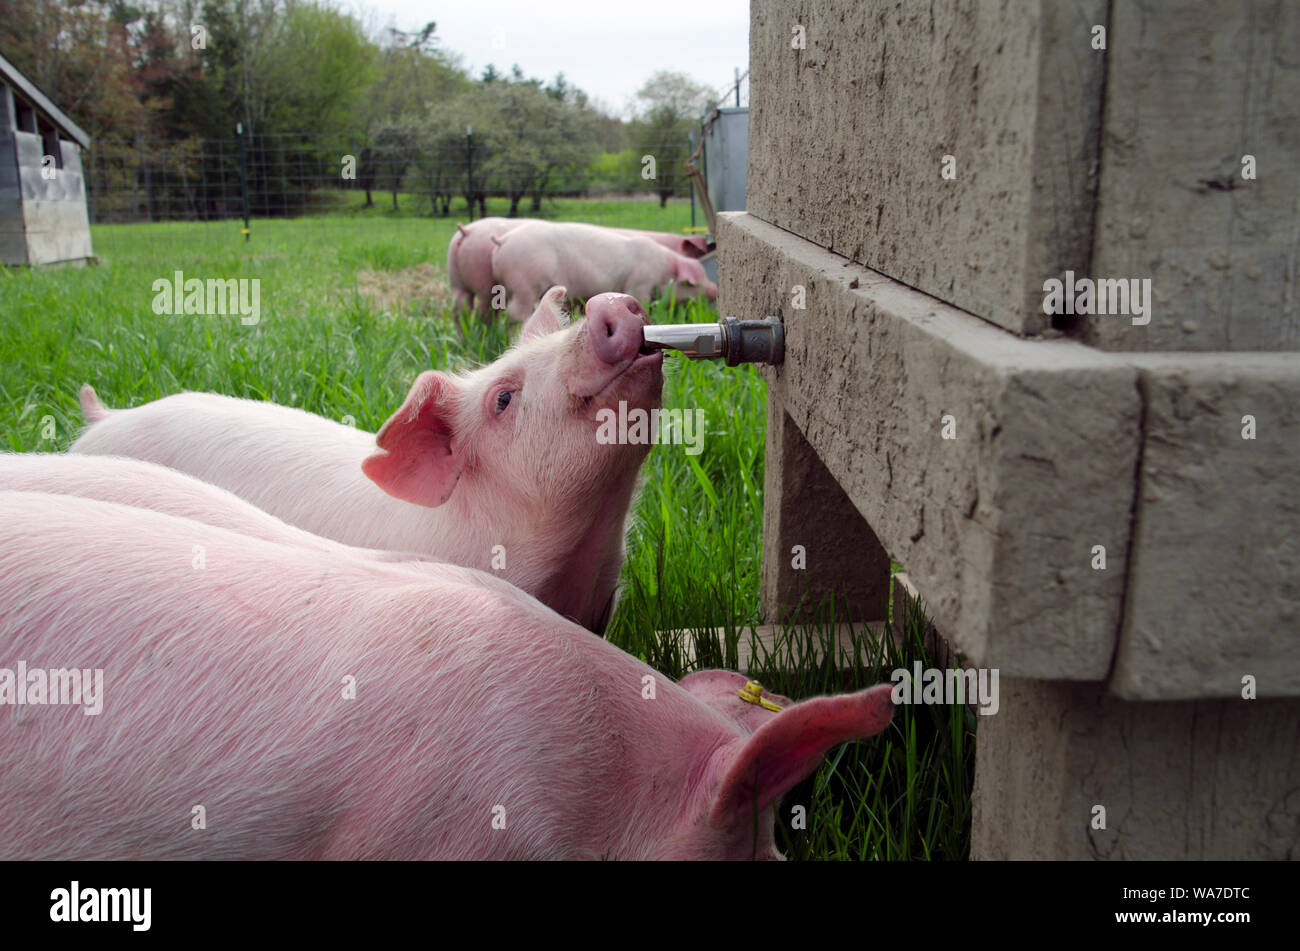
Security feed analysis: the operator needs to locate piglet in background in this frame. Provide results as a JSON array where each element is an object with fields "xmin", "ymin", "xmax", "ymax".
[
  {"xmin": 0, "ymin": 491, "xmax": 896, "ymax": 860},
  {"xmin": 448, "ymin": 217, "xmax": 524, "ymax": 316},
  {"xmin": 448, "ymin": 218, "xmax": 711, "ymax": 318},
  {"xmin": 489, "ymin": 221, "xmax": 718, "ymax": 323},
  {"xmin": 70, "ymin": 289, "xmax": 661, "ymax": 633}
]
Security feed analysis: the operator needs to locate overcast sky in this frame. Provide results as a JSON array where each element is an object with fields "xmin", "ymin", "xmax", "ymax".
[{"xmin": 344, "ymin": 0, "xmax": 750, "ymax": 118}]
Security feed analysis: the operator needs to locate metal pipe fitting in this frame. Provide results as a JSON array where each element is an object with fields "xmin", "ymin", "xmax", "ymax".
[{"xmin": 640, "ymin": 315, "xmax": 784, "ymax": 366}]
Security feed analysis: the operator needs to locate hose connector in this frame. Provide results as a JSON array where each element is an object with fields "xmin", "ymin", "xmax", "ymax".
[{"xmin": 640, "ymin": 316, "xmax": 784, "ymax": 366}]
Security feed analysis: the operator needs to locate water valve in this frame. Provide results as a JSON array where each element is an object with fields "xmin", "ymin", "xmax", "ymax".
[{"xmin": 640, "ymin": 316, "xmax": 784, "ymax": 366}]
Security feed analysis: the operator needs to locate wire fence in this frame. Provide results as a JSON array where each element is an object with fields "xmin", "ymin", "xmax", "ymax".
[{"xmin": 83, "ymin": 131, "xmax": 698, "ymax": 224}]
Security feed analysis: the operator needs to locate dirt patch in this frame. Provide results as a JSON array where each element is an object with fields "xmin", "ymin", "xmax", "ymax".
[{"xmin": 355, "ymin": 263, "xmax": 452, "ymax": 315}]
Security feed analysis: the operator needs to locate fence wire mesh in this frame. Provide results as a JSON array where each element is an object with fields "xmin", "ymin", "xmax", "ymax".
[{"xmin": 84, "ymin": 132, "xmax": 697, "ymax": 224}]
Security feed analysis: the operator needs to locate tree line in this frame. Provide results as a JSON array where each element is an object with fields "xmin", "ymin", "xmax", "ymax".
[{"xmin": 1, "ymin": 0, "xmax": 720, "ymax": 217}]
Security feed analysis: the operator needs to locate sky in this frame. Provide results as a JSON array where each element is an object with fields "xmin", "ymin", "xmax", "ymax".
[{"xmin": 342, "ymin": 0, "xmax": 751, "ymax": 119}]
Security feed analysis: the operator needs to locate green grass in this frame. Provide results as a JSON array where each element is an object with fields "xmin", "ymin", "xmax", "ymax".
[{"xmin": 0, "ymin": 201, "xmax": 973, "ymax": 860}]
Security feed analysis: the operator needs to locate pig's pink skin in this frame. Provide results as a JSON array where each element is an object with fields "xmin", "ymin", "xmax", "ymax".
[
  {"xmin": 448, "ymin": 217, "xmax": 524, "ymax": 316},
  {"xmin": 612, "ymin": 228, "xmax": 710, "ymax": 260},
  {"xmin": 0, "ymin": 453, "xmax": 435, "ymax": 565},
  {"xmin": 491, "ymin": 221, "xmax": 719, "ymax": 322},
  {"xmin": 0, "ymin": 491, "xmax": 894, "ymax": 860},
  {"xmin": 676, "ymin": 670, "xmax": 794, "ymax": 735},
  {"xmin": 70, "ymin": 289, "xmax": 662, "ymax": 633},
  {"xmin": 449, "ymin": 220, "xmax": 710, "ymax": 318}
]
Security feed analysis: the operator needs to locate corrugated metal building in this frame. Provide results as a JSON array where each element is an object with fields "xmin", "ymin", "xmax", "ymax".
[{"xmin": 0, "ymin": 50, "xmax": 93, "ymax": 267}]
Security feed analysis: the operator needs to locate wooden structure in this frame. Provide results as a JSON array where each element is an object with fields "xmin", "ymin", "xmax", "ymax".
[
  {"xmin": 720, "ymin": 0, "xmax": 1299, "ymax": 860},
  {"xmin": 0, "ymin": 50, "xmax": 93, "ymax": 267}
]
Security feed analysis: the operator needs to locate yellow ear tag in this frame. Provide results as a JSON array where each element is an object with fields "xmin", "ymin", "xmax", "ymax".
[{"xmin": 739, "ymin": 680, "xmax": 783, "ymax": 712}]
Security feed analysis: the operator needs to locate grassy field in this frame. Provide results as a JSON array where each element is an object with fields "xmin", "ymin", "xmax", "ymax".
[{"xmin": 0, "ymin": 198, "xmax": 974, "ymax": 860}]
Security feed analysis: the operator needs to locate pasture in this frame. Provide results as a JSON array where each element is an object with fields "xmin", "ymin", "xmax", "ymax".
[{"xmin": 0, "ymin": 198, "xmax": 974, "ymax": 860}]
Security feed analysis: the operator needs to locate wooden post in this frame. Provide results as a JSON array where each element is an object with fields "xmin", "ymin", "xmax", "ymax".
[{"xmin": 761, "ymin": 389, "xmax": 891, "ymax": 624}]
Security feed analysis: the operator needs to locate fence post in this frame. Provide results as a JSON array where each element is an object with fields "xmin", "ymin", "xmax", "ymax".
[
  {"xmin": 465, "ymin": 125, "xmax": 474, "ymax": 221},
  {"xmin": 688, "ymin": 130, "xmax": 696, "ymax": 230},
  {"xmin": 237, "ymin": 122, "xmax": 250, "ymax": 242}
]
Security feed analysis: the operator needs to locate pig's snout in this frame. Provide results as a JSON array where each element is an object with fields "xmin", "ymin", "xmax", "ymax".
[{"xmin": 587, "ymin": 294, "xmax": 648, "ymax": 366}]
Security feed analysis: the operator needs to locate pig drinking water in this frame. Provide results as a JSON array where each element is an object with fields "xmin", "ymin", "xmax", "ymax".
[
  {"xmin": 448, "ymin": 219, "xmax": 711, "ymax": 318},
  {"xmin": 70, "ymin": 289, "xmax": 662, "ymax": 633},
  {"xmin": 0, "ymin": 490, "xmax": 896, "ymax": 860},
  {"xmin": 490, "ymin": 221, "xmax": 718, "ymax": 323}
]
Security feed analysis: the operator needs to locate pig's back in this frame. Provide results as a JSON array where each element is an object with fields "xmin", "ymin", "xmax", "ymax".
[
  {"xmin": 69, "ymin": 391, "xmax": 436, "ymax": 552},
  {"xmin": 495, "ymin": 221, "xmax": 644, "ymax": 300},
  {"xmin": 0, "ymin": 452, "xmax": 356, "ymax": 556},
  {"xmin": 0, "ymin": 492, "xmax": 636, "ymax": 859}
]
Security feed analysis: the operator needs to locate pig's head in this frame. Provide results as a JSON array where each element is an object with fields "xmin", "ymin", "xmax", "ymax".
[
  {"xmin": 647, "ymin": 681, "xmax": 896, "ymax": 860},
  {"xmin": 672, "ymin": 256, "xmax": 719, "ymax": 301},
  {"xmin": 360, "ymin": 287, "xmax": 663, "ymax": 628}
]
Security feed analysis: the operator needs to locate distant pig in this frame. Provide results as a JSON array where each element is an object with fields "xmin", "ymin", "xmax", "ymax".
[
  {"xmin": 0, "ymin": 490, "xmax": 896, "ymax": 860},
  {"xmin": 448, "ymin": 217, "xmax": 524, "ymax": 316},
  {"xmin": 491, "ymin": 221, "xmax": 718, "ymax": 323},
  {"xmin": 449, "ymin": 219, "xmax": 710, "ymax": 318},
  {"xmin": 69, "ymin": 288, "xmax": 662, "ymax": 633},
  {"xmin": 623, "ymin": 228, "xmax": 710, "ymax": 260}
]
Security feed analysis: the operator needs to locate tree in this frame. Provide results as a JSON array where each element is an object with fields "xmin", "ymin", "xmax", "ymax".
[
  {"xmin": 261, "ymin": 1, "xmax": 376, "ymax": 133},
  {"xmin": 372, "ymin": 115, "xmax": 419, "ymax": 211},
  {"xmin": 359, "ymin": 20, "xmax": 468, "ymax": 124},
  {"xmin": 471, "ymin": 79, "xmax": 596, "ymax": 217},
  {"xmin": 478, "ymin": 81, "xmax": 547, "ymax": 216},
  {"xmin": 0, "ymin": 0, "xmax": 149, "ymax": 140},
  {"xmin": 634, "ymin": 70, "xmax": 715, "ymax": 123},
  {"xmin": 353, "ymin": 19, "xmax": 469, "ymax": 208},
  {"xmin": 632, "ymin": 70, "xmax": 713, "ymax": 207},
  {"xmin": 409, "ymin": 103, "xmax": 473, "ymax": 216},
  {"xmin": 526, "ymin": 95, "xmax": 598, "ymax": 211}
]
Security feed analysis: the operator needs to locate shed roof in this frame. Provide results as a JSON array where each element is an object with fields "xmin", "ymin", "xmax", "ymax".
[{"xmin": 0, "ymin": 49, "xmax": 91, "ymax": 149}]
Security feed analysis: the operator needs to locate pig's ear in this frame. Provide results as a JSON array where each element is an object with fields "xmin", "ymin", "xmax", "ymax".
[
  {"xmin": 680, "ymin": 236, "xmax": 709, "ymax": 259},
  {"xmin": 362, "ymin": 371, "xmax": 463, "ymax": 508},
  {"xmin": 520, "ymin": 286, "xmax": 569, "ymax": 341},
  {"xmin": 707, "ymin": 684, "xmax": 895, "ymax": 825},
  {"xmin": 674, "ymin": 257, "xmax": 702, "ymax": 287},
  {"xmin": 678, "ymin": 670, "xmax": 794, "ymax": 735}
]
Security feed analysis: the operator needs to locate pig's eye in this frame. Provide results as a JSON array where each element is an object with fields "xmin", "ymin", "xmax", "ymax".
[{"xmin": 494, "ymin": 390, "xmax": 515, "ymax": 414}]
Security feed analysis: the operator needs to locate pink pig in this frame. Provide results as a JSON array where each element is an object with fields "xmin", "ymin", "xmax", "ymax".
[
  {"xmin": 69, "ymin": 289, "xmax": 661, "ymax": 633},
  {"xmin": 448, "ymin": 217, "xmax": 525, "ymax": 316},
  {"xmin": 449, "ymin": 218, "xmax": 711, "ymax": 318},
  {"xmin": 491, "ymin": 221, "xmax": 719, "ymax": 323},
  {"xmin": 0, "ymin": 453, "xmax": 437, "ymax": 564},
  {"xmin": 0, "ymin": 490, "xmax": 895, "ymax": 860},
  {"xmin": 625, "ymin": 228, "xmax": 711, "ymax": 260}
]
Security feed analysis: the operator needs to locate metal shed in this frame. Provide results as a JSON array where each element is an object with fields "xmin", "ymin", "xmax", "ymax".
[
  {"xmin": 0, "ymin": 50, "xmax": 93, "ymax": 267},
  {"xmin": 698, "ymin": 105, "xmax": 747, "ymax": 285},
  {"xmin": 702, "ymin": 106, "xmax": 748, "ymax": 216}
]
